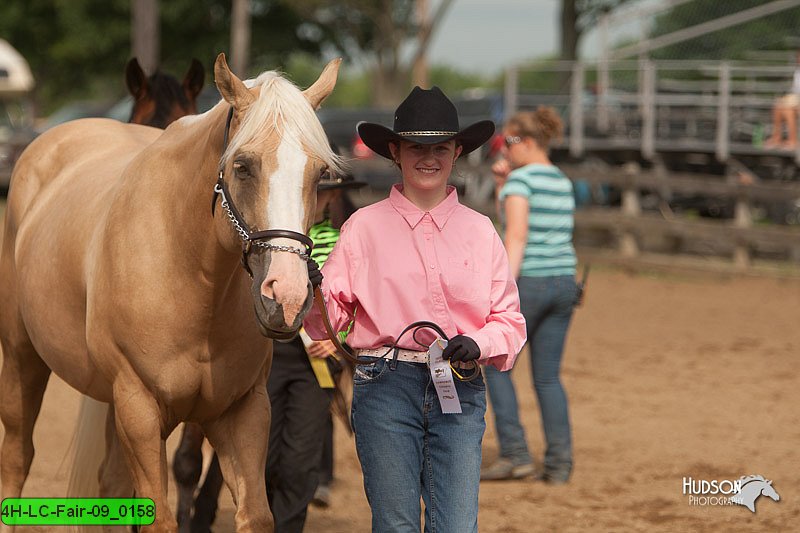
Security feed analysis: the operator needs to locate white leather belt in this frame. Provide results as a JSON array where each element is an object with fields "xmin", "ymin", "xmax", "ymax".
[
  {"xmin": 356, "ymin": 347, "xmax": 429, "ymax": 363},
  {"xmin": 355, "ymin": 347, "xmax": 476, "ymax": 370}
]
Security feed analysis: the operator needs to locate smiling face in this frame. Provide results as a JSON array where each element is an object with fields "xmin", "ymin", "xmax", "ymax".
[{"xmin": 389, "ymin": 140, "xmax": 463, "ymax": 195}]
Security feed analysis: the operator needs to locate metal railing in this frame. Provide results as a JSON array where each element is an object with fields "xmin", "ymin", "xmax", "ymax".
[{"xmin": 504, "ymin": 59, "xmax": 800, "ymax": 164}]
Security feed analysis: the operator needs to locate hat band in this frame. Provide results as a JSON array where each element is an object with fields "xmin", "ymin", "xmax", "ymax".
[{"xmin": 398, "ymin": 130, "xmax": 459, "ymax": 136}]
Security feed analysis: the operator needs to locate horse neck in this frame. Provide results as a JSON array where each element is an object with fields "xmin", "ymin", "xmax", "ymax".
[{"xmin": 141, "ymin": 104, "xmax": 240, "ymax": 279}]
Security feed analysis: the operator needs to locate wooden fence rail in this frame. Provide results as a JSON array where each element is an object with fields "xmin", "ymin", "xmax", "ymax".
[{"xmin": 559, "ymin": 161, "xmax": 800, "ymax": 269}]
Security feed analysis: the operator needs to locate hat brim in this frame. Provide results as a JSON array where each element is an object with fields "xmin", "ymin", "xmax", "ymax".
[
  {"xmin": 318, "ymin": 179, "xmax": 367, "ymax": 191},
  {"xmin": 357, "ymin": 120, "xmax": 495, "ymax": 160}
]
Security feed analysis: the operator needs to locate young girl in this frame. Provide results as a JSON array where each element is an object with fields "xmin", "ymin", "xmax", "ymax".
[{"xmin": 304, "ymin": 86, "xmax": 526, "ymax": 532}]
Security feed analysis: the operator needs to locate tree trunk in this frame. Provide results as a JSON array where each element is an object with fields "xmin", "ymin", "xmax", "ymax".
[
  {"xmin": 131, "ymin": 0, "xmax": 159, "ymax": 74},
  {"xmin": 560, "ymin": 0, "xmax": 579, "ymax": 61},
  {"xmin": 411, "ymin": 0, "xmax": 429, "ymax": 88},
  {"xmin": 231, "ymin": 0, "xmax": 252, "ymax": 77}
]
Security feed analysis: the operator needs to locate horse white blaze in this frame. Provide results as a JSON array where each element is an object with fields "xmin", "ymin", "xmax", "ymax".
[{"xmin": 261, "ymin": 134, "xmax": 309, "ymax": 326}]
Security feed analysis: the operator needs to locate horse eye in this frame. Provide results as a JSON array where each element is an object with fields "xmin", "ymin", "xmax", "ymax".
[{"xmin": 233, "ymin": 161, "xmax": 249, "ymax": 177}]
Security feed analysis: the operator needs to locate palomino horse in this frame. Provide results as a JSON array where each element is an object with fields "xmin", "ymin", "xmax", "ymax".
[
  {"xmin": 125, "ymin": 57, "xmax": 205, "ymax": 128},
  {"xmin": 0, "ymin": 53, "xmax": 342, "ymax": 532},
  {"xmin": 124, "ymin": 56, "xmax": 221, "ymax": 532}
]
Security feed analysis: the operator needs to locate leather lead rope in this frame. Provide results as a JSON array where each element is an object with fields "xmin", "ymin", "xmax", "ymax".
[{"xmin": 313, "ymin": 287, "xmax": 481, "ymax": 381}]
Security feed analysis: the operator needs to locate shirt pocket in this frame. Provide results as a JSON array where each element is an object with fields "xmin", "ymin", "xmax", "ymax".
[{"xmin": 444, "ymin": 257, "xmax": 480, "ymax": 302}]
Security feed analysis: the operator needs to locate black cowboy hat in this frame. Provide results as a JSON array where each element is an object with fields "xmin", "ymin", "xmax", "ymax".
[
  {"xmin": 320, "ymin": 142, "xmax": 366, "ymax": 191},
  {"xmin": 356, "ymin": 86, "xmax": 495, "ymax": 160},
  {"xmin": 319, "ymin": 173, "xmax": 366, "ymax": 191}
]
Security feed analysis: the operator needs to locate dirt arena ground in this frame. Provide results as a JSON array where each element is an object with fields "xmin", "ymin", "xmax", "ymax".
[{"xmin": 1, "ymin": 194, "xmax": 798, "ymax": 531}]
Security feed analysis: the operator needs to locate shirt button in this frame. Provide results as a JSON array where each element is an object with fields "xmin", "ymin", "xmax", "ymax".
[{"xmin": 430, "ymin": 264, "xmax": 435, "ymax": 269}]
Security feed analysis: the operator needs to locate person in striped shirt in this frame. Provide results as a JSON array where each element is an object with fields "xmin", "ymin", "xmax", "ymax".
[{"xmin": 481, "ymin": 107, "xmax": 578, "ymax": 484}]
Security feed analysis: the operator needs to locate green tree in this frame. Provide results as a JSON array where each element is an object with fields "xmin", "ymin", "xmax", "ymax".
[
  {"xmin": 560, "ymin": 0, "xmax": 632, "ymax": 61},
  {"xmin": 649, "ymin": 1, "xmax": 800, "ymax": 60},
  {"xmin": 286, "ymin": 0, "xmax": 454, "ymax": 107},
  {"xmin": 0, "ymin": 0, "xmax": 324, "ymax": 113}
]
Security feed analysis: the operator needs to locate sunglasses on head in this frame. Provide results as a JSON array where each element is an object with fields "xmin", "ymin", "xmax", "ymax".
[{"xmin": 504, "ymin": 135, "xmax": 522, "ymax": 147}]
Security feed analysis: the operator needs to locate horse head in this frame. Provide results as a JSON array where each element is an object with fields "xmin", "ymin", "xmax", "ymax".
[
  {"xmin": 761, "ymin": 479, "xmax": 780, "ymax": 502},
  {"xmin": 212, "ymin": 53, "xmax": 342, "ymax": 338},
  {"xmin": 125, "ymin": 57, "xmax": 205, "ymax": 128}
]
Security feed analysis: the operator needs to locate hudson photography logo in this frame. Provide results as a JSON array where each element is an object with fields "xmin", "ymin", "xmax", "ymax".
[{"xmin": 682, "ymin": 475, "xmax": 781, "ymax": 513}]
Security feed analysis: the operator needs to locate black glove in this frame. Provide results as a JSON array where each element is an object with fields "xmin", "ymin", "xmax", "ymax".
[
  {"xmin": 441, "ymin": 335, "xmax": 480, "ymax": 363},
  {"xmin": 307, "ymin": 257, "xmax": 323, "ymax": 289}
]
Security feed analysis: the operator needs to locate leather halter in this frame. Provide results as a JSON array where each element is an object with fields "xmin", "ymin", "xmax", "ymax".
[{"xmin": 211, "ymin": 107, "xmax": 314, "ymax": 277}]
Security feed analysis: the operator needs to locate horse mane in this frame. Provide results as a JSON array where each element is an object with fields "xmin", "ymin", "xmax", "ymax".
[
  {"xmin": 146, "ymin": 71, "xmax": 191, "ymax": 124},
  {"xmin": 739, "ymin": 474, "xmax": 767, "ymax": 485},
  {"xmin": 222, "ymin": 71, "xmax": 344, "ymax": 176},
  {"xmin": 127, "ymin": 69, "xmax": 190, "ymax": 128}
]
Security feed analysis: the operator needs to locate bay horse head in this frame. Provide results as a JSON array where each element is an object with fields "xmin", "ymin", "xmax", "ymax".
[
  {"xmin": 212, "ymin": 53, "xmax": 342, "ymax": 338},
  {"xmin": 125, "ymin": 57, "xmax": 205, "ymax": 128}
]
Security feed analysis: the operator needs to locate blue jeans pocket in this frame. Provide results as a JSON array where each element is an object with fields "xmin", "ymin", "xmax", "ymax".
[
  {"xmin": 353, "ymin": 357, "xmax": 388, "ymax": 385},
  {"xmin": 458, "ymin": 371, "xmax": 486, "ymax": 392}
]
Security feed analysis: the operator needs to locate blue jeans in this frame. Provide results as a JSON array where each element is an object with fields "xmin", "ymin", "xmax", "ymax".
[
  {"xmin": 351, "ymin": 357, "xmax": 486, "ymax": 533},
  {"xmin": 484, "ymin": 275, "xmax": 575, "ymax": 479}
]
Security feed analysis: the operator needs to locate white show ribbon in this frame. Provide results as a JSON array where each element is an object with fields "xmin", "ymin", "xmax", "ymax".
[{"xmin": 428, "ymin": 338, "xmax": 462, "ymax": 414}]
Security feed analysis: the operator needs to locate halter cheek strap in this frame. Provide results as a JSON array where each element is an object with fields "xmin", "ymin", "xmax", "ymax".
[{"xmin": 211, "ymin": 106, "xmax": 314, "ymax": 277}]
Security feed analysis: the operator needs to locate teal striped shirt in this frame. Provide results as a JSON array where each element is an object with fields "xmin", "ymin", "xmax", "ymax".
[{"xmin": 499, "ymin": 163, "xmax": 576, "ymax": 277}]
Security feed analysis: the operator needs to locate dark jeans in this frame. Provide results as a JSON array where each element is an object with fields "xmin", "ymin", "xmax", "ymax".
[
  {"xmin": 266, "ymin": 338, "xmax": 332, "ymax": 533},
  {"xmin": 484, "ymin": 275, "xmax": 576, "ymax": 479}
]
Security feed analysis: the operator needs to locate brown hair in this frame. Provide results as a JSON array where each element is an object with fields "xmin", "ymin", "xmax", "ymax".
[{"xmin": 506, "ymin": 106, "xmax": 563, "ymax": 149}]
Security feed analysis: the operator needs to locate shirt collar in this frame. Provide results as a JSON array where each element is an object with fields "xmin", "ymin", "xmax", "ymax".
[{"xmin": 389, "ymin": 184, "xmax": 460, "ymax": 230}]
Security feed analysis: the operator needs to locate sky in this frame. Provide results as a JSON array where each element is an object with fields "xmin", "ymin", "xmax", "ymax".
[{"xmin": 426, "ymin": 0, "xmax": 649, "ymax": 75}]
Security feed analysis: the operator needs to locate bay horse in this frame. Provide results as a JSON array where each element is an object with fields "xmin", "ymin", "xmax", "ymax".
[
  {"xmin": 0, "ymin": 53, "xmax": 342, "ymax": 532},
  {"xmin": 125, "ymin": 57, "xmax": 205, "ymax": 128}
]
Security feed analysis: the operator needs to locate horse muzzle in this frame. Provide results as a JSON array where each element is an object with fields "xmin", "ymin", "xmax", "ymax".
[{"xmin": 253, "ymin": 283, "xmax": 314, "ymax": 339}]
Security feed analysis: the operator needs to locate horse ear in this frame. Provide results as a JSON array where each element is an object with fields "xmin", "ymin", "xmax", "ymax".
[
  {"xmin": 125, "ymin": 57, "xmax": 148, "ymax": 100},
  {"xmin": 303, "ymin": 58, "xmax": 342, "ymax": 110},
  {"xmin": 183, "ymin": 58, "xmax": 205, "ymax": 101},
  {"xmin": 214, "ymin": 53, "xmax": 254, "ymax": 109}
]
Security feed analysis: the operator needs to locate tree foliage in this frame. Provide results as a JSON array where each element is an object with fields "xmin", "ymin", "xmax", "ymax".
[
  {"xmin": 560, "ymin": 0, "xmax": 632, "ymax": 61},
  {"xmin": 285, "ymin": 0, "xmax": 454, "ymax": 106},
  {"xmin": 649, "ymin": 1, "xmax": 800, "ymax": 60},
  {"xmin": 0, "ymin": 0, "xmax": 324, "ymax": 113}
]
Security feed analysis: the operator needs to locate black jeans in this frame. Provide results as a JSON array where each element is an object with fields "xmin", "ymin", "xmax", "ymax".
[{"xmin": 266, "ymin": 338, "xmax": 332, "ymax": 533}]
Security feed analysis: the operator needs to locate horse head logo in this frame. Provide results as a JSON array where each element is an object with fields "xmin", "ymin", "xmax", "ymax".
[{"xmin": 730, "ymin": 475, "xmax": 780, "ymax": 513}]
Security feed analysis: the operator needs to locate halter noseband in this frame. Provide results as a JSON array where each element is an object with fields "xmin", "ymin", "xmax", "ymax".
[{"xmin": 211, "ymin": 107, "xmax": 314, "ymax": 277}]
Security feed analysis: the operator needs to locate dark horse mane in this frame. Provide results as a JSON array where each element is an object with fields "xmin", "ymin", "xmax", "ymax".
[{"xmin": 125, "ymin": 57, "xmax": 204, "ymax": 129}]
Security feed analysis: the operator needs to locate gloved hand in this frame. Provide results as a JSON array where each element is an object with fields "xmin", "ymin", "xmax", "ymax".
[
  {"xmin": 307, "ymin": 257, "xmax": 323, "ymax": 289},
  {"xmin": 441, "ymin": 335, "xmax": 480, "ymax": 363}
]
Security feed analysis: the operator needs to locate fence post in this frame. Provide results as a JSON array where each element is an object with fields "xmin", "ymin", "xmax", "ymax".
[
  {"xmin": 570, "ymin": 62, "xmax": 585, "ymax": 158},
  {"xmin": 641, "ymin": 60, "xmax": 656, "ymax": 160},
  {"xmin": 733, "ymin": 186, "xmax": 752, "ymax": 270},
  {"xmin": 716, "ymin": 62, "xmax": 730, "ymax": 162},
  {"xmin": 504, "ymin": 66, "xmax": 518, "ymax": 121},
  {"xmin": 620, "ymin": 162, "xmax": 641, "ymax": 258}
]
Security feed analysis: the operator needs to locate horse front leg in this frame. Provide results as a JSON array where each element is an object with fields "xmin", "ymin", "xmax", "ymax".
[
  {"xmin": 172, "ymin": 423, "xmax": 205, "ymax": 533},
  {"xmin": 203, "ymin": 386, "xmax": 272, "ymax": 533},
  {"xmin": 0, "ymin": 340, "xmax": 51, "ymax": 502},
  {"xmin": 111, "ymin": 377, "xmax": 177, "ymax": 533}
]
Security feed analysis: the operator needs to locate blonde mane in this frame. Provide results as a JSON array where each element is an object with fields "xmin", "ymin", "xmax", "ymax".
[{"xmin": 221, "ymin": 71, "xmax": 344, "ymax": 175}]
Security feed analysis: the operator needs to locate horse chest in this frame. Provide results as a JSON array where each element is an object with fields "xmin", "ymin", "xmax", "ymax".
[{"xmin": 154, "ymin": 344, "xmax": 268, "ymax": 418}]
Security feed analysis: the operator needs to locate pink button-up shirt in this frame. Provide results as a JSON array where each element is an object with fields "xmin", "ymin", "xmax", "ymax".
[{"xmin": 304, "ymin": 185, "xmax": 526, "ymax": 371}]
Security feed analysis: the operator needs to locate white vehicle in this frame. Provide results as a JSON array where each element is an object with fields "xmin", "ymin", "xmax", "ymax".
[{"xmin": 0, "ymin": 39, "xmax": 36, "ymax": 191}]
